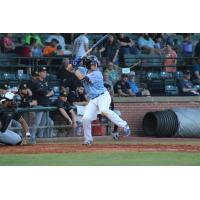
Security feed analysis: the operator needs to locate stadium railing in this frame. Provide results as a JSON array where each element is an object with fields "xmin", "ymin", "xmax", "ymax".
[{"xmin": 8, "ymin": 106, "xmax": 112, "ymax": 138}]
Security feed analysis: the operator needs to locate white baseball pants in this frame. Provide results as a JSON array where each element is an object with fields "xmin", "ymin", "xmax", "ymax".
[{"xmin": 82, "ymin": 91, "xmax": 127, "ymax": 142}]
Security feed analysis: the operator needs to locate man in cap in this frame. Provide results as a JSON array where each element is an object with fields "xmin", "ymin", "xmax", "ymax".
[
  {"xmin": 128, "ymin": 71, "xmax": 151, "ymax": 96},
  {"xmin": 52, "ymin": 91, "xmax": 77, "ymax": 131},
  {"xmin": 0, "ymin": 92, "xmax": 30, "ymax": 145},
  {"xmin": 114, "ymin": 74, "xmax": 135, "ymax": 96},
  {"xmin": 0, "ymin": 82, "xmax": 9, "ymax": 99},
  {"xmin": 179, "ymin": 70, "xmax": 200, "ymax": 96},
  {"xmin": 30, "ymin": 67, "xmax": 54, "ymax": 144},
  {"xmin": 17, "ymin": 82, "xmax": 37, "ymax": 107}
]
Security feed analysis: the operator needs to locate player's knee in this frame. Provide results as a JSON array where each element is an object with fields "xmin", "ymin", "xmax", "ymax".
[{"xmin": 99, "ymin": 109, "xmax": 108, "ymax": 116}]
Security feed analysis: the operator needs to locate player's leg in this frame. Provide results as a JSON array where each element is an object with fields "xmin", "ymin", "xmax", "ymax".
[
  {"xmin": 0, "ymin": 130, "xmax": 22, "ymax": 145},
  {"xmin": 98, "ymin": 91, "xmax": 131, "ymax": 136},
  {"xmin": 82, "ymin": 101, "xmax": 98, "ymax": 144},
  {"xmin": 37, "ymin": 112, "xmax": 46, "ymax": 138},
  {"xmin": 30, "ymin": 110, "xmax": 44, "ymax": 143},
  {"xmin": 98, "ymin": 91, "xmax": 126, "ymax": 127}
]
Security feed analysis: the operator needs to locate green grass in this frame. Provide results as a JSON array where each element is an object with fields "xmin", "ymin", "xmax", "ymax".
[{"xmin": 1, "ymin": 152, "xmax": 200, "ymax": 166}]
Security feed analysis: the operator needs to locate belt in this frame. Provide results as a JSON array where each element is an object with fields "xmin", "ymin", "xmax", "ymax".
[{"xmin": 91, "ymin": 92, "xmax": 105, "ymax": 100}]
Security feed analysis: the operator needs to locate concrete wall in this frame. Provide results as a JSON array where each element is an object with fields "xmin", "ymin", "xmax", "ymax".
[{"xmin": 113, "ymin": 96, "xmax": 200, "ymax": 135}]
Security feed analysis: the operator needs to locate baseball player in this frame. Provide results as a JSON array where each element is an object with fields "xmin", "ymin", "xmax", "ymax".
[
  {"xmin": 71, "ymin": 55, "xmax": 131, "ymax": 145},
  {"xmin": 0, "ymin": 92, "xmax": 30, "ymax": 145}
]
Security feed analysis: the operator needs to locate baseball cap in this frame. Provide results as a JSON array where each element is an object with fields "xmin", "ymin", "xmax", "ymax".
[
  {"xmin": 122, "ymin": 74, "xmax": 129, "ymax": 78},
  {"xmin": 129, "ymin": 71, "xmax": 136, "ymax": 76},
  {"xmin": 38, "ymin": 67, "xmax": 47, "ymax": 72},
  {"xmin": 183, "ymin": 70, "xmax": 190, "ymax": 75},
  {"xmin": 60, "ymin": 91, "xmax": 68, "ymax": 97},
  {"xmin": 0, "ymin": 92, "xmax": 15, "ymax": 102},
  {"xmin": 31, "ymin": 70, "xmax": 38, "ymax": 77},
  {"xmin": 19, "ymin": 83, "xmax": 28, "ymax": 90},
  {"xmin": 0, "ymin": 82, "xmax": 9, "ymax": 90},
  {"xmin": 51, "ymin": 38, "xmax": 59, "ymax": 43}
]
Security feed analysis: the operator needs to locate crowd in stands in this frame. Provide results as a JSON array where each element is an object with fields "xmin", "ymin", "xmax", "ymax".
[{"xmin": 0, "ymin": 33, "xmax": 200, "ymax": 139}]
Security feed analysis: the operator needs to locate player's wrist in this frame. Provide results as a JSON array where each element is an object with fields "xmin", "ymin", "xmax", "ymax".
[{"xmin": 26, "ymin": 132, "xmax": 30, "ymax": 137}]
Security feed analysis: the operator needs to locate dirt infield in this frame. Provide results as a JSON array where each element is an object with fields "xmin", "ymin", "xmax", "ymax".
[{"xmin": 1, "ymin": 143, "xmax": 200, "ymax": 154}]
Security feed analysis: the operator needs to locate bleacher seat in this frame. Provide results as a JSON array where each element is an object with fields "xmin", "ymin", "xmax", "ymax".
[
  {"xmin": 160, "ymin": 72, "xmax": 173, "ymax": 79},
  {"xmin": 124, "ymin": 54, "xmax": 140, "ymax": 67},
  {"xmin": 46, "ymin": 74, "xmax": 57, "ymax": 81},
  {"xmin": 147, "ymin": 78, "xmax": 164, "ymax": 95},
  {"xmin": 176, "ymin": 71, "xmax": 183, "ymax": 80},
  {"xmin": 147, "ymin": 72, "xmax": 160, "ymax": 80},
  {"xmin": 194, "ymin": 85, "xmax": 200, "ymax": 91},
  {"xmin": 17, "ymin": 73, "xmax": 31, "ymax": 81},
  {"xmin": 2, "ymin": 73, "xmax": 16, "ymax": 81},
  {"xmin": 164, "ymin": 78, "xmax": 177, "ymax": 86},
  {"xmin": 165, "ymin": 85, "xmax": 179, "ymax": 96}
]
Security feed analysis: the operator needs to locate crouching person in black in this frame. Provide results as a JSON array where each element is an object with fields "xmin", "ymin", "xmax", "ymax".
[
  {"xmin": 0, "ymin": 92, "xmax": 30, "ymax": 145},
  {"xmin": 51, "ymin": 91, "xmax": 77, "ymax": 136}
]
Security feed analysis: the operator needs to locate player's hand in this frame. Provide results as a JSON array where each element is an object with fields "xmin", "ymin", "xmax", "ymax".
[
  {"xmin": 30, "ymin": 100, "xmax": 37, "ymax": 106},
  {"xmin": 72, "ymin": 122, "xmax": 77, "ymax": 129},
  {"xmin": 21, "ymin": 137, "xmax": 28, "ymax": 145},
  {"xmin": 68, "ymin": 119, "xmax": 73, "ymax": 125}
]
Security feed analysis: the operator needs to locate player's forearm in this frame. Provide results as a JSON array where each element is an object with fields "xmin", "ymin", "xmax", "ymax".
[
  {"xmin": 70, "ymin": 110, "xmax": 77, "ymax": 123},
  {"xmin": 59, "ymin": 108, "xmax": 71, "ymax": 121},
  {"xmin": 74, "ymin": 69, "xmax": 86, "ymax": 80},
  {"xmin": 19, "ymin": 117, "xmax": 29, "ymax": 136}
]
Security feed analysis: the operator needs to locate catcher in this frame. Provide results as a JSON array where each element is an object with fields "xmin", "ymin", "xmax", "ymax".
[{"xmin": 0, "ymin": 92, "xmax": 30, "ymax": 145}]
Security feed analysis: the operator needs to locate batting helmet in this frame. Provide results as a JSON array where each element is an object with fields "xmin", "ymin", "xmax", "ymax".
[{"xmin": 82, "ymin": 55, "xmax": 99, "ymax": 69}]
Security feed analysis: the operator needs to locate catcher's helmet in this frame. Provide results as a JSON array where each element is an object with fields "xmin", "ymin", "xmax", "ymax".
[{"xmin": 82, "ymin": 55, "xmax": 99, "ymax": 69}]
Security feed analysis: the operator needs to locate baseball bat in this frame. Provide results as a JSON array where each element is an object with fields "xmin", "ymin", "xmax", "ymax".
[
  {"xmin": 82, "ymin": 34, "xmax": 109, "ymax": 58},
  {"xmin": 75, "ymin": 34, "xmax": 110, "ymax": 80}
]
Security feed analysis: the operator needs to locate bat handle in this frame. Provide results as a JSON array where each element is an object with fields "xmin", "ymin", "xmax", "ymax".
[{"xmin": 81, "ymin": 48, "xmax": 93, "ymax": 59}]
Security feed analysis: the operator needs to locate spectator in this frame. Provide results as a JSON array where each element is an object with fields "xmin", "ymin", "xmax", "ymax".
[
  {"xmin": 55, "ymin": 45, "xmax": 64, "ymax": 56},
  {"xmin": 30, "ymin": 38, "xmax": 43, "ymax": 58},
  {"xmin": 68, "ymin": 86, "xmax": 88, "ymax": 106},
  {"xmin": 192, "ymin": 56, "xmax": 200, "ymax": 83},
  {"xmin": 182, "ymin": 34, "xmax": 193, "ymax": 65},
  {"xmin": 2, "ymin": 33, "xmax": 16, "ymax": 53},
  {"xmin": 179, "ymin": 71, "xmax": 199, "ymax": 96},
  {"xmin": 43, "ymin": 38, "xmax": 59, "ymax": 56},
  {"xmin": 154, "ymin": 36, "xmax": 165, "ymax": 49},
  {"xmin": 24, "ymin": 33, "xmax": 43, "ymax": 47},
  {"xmin": 182, "ymin": 34, "xmax": 193, "ymax": 56},
  {"xmin": 99, "ymin": 34, "xmax": 120, "ymax": 64},
  {"xmin": 73, "ymin": 33, "xmax": 89, "ymax": 59},
  {"xmin": 194, "ymin": 39, "xmax": 200, "ymax": 57},
  {"xmin": 103, "ymin": 71, "xmax": 113, "ymax": 90},
  {"xmin": 47, "ymin": 33, "xmax": 71, "ymax": 55},
  {"xmin": 163, "ymin": 44, "xmax": 177, "ymax": 73},
  {"xmin": 137, "ymin": 33, "xmax": 155, "ymax": 53},
  {"xmin": 128, "ymin": 71, "xmax": 150, "ymax": 96},
  {"xmin": 0, "ymin": 82, "xmax": 9, "ymax": 99},
  {"xmin": 57, "ymin": 58, "xmax": 81, "ymax": 91},
  {"xmin": 17, "ymin": 82, "xmax": 37, "ymax": 108},
  {"xmin": 30, "ymin": 67, "xmax": 54, "ymax": 144},
  {"xmin": 51, "ymin": 91, "xmax": 78, "ymax": 136},
  {"xmin": 117, "ymin": 33, "xmax": 138, "ymax": 55},
  {"xmin": 28, "ymin": 71, "xmax": 38, "ymax": 97},
  {"xmin": 67, "ymin": 86, "xmax": 88, "ymax": 136},
  {"xmin": 114, "ymin": 74, "xmax": 135, "ymax": 96},
  {"xmin": 104, "ymin": 62, "xmax": 120, "ymax": 84}
]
